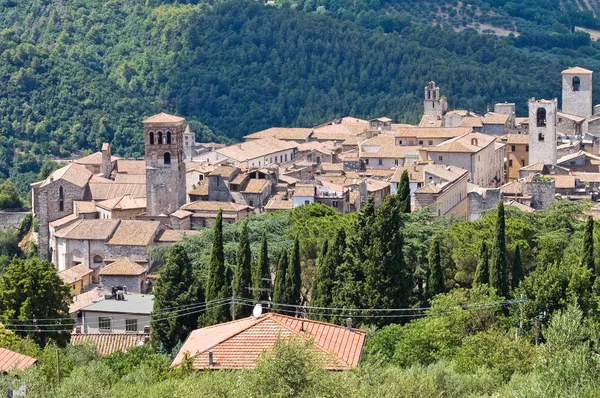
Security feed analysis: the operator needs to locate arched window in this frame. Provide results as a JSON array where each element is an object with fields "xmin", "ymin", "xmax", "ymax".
[
  {"xmin": 158, "ymin": 131, "xmax": 163, "ymax": 145},
  {"xmin": 59, "ymin": 186, "xmax": 64, "ymax": 212},
  {"xmin": 164, "ymin": 152, "xmax": 171, "ymax": 165},
  {"xmin": 149, "ymin": 131, "xmax": 155, "ymax": 145},
  {"xmin": 93, "ymin": 255, "xmax": 103, "ymax": 264},
  {"xmin": 166, "ymin": 131, "xmax": 172, "ymax": 144},
  {"xmin": 536, "ymin": 108, "xmax": 547, "ymax": 127},
  {"xmin": 573, "ymin": 76, "xmax": 581, "ymax": 91}
]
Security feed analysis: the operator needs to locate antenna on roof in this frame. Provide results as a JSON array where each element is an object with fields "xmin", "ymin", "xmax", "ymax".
[{"xmin": 253, "ymin": 304, "xmax": 263, "ymax": 319}]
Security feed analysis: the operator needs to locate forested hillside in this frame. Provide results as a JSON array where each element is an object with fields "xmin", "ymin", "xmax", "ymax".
[{"xmin": 2, "ymin": 0, "xmax": 600, "ymax": 199}]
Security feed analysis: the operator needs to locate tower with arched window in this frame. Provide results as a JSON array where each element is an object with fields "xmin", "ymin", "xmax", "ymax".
[
  {"xmin": 423, "ymin": 81, "xmax": 448, "ymax": 118},
  {"xmin": 528, "ymin": 98, "xmax": 558, "ymax": 166},
  {"xmin": 143, "ymin": 112, "xmax": 187, "ymax": 216},
  {"xmin": 561, "ymin": 67, "xmax": 593, "ymax": 132}
]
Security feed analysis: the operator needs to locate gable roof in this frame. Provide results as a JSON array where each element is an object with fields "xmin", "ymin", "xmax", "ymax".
[
  {"xmin": 155, "ymin": 229, "xmax": 203, "ymax": 243},
  {"xmin": 482, "ymin": 112, "xmax": 509, "ymax": 125},
  {"xmin": 74, "ymin": 151, "xmax": 119, "ymax": 166},
  {"xmin": 293, "ymin": 184, "xmax": 315, "ymax": 197},
  {"xmin": 171, "ymin": 313, "xmax": 366, "ymax": 370},
  {"xmin": 88, "ymin": 182, "xmax": 146, "ymax": 201},
  {"xmin": 96, "ymin": 195, "xmax": 146, "ymax": 211},
  {"xmin": 41, "ymin": 163, "xmax": 93, "ymax": 188},
  {"xmin": 99, "ymin": 258, "xmax": 146, "ymax": 276},
  {"xmin": 216, "ymin": 138, "xmax": 297, "ymax": 163},
  {"xmin": 54, "ymin": 219, "xmax": 120, "ymax": 240},
  {"xmin": 58, "ymin": 264, "xmax": 94, "ymax": 284},
  {"xmin": 360, "ymin": 135, "xmax": 420, "ymax": 159},
  {"xmin": 425, "ymin": 133, "xmax": 495, "ymax": 153},
  {"xmin": 507, "ymin": 134, "xmax": 529, "ymax": 144},
  {"xmin": 0, "ymin": 348, "xmax": 37, "ymax": 372},
  {"xmin": 181, "ymin": 201, "xmax": 251, "ymax": 212},
  {"xmin": 106, "ymin": 221, "xmax": 161, "ymax": 246},
  {"xmin": 142, "ymin": 112, "xmax": 185, "ymax": 124},
  {"xmin": 244, "ymin": 127, "xmax": 313, "ymax": 141},
  {"xmin": 71, "ymin": 333, "xmax": 150, "ymax": 356},
  {"xmin": 114, "ymin": 160, "xmax": 146, "ymax": 175},
  {"xmin": 395, "ymin": 127, "xmax": 472, "ymax": 138}
]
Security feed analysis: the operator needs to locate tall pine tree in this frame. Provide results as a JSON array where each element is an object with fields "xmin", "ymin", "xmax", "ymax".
[
  {"xmin": 473, "ymin": 241, "xmax": 489, "ymax": 286},
  {"xmin": 398, "ymin": 169, "xmax": 411, "ymax": 213},
  {"xmin": 312, "ymin": 228, "xmax": 347, "ymax": 320},
  {"xmin": 490, "ymin": 202, "xmax": 508, "ymax": 297},
  {"xmin": 426, "ymin": 234, "xmax": 444, "ymax": 299},
  {"xmin": 254, "ymin": 232, "xmax": 271, "ymax": 303},
  {"xmin": 152, "ymin": 245, "xmax": 203, "ymax": 353},
  {"xmin": 200, "ymin": 209, "xmax": 231, "ymax": 326},
  {"xmin": 512, "ymin": 244, "xmax": 524, "ymax": 288},
  {"xmin": 232, "ymin": 221, "xmax": 253, "ymax": 319},
  {"xmin": 287, "ymin": 237, "xmax": 302, "ymax": 307},
  {"xmin": 272, "ymin": 249, "xmax": 289, "ymax": 313},
  {"xmin": 582, "ymin": 215, "xmax": 595, "ymax": 274}
]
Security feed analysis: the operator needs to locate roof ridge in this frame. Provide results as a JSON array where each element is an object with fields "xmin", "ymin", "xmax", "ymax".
[{"xmin": 195, "ymin": 316, "xmax": 269, "ymax": 356}]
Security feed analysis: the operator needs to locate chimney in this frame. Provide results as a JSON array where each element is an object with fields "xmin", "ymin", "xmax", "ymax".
[
  {"xmin": 143, "ymin": 325, "xmax": 151, "ymax": 334},
  {"xmin": 208, "ymin": 351, "xmax": 214, "ymax": 367},
  {"xmin": 101, "ymin": 143, "xmax": 111, "ymax": 178},
  {"xmin": 346, "ymin": 318, "xmax": 352, "ymax": 330}
]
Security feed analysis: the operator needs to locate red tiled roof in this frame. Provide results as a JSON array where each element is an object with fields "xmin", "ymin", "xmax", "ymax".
[
  {"xmin": 70, "ymin": 333, "xmax": 149, "ymax": 356},
  {"xmin": 0, "ymin": 348, "xmax": 37, "ymax": 372},
  {"xmin": 171, "ymin": 313, "xmax": 366, "ymax": 370}
]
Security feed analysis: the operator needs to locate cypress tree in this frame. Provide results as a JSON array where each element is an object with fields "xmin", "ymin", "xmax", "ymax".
[
  {"xmin": 200, "ymin": 209, "xmax": 231, "ymax": 326},
  {"xmin": 287, "ymin": 237, "xmax": 302, "ymax": 306},
  {"xmin": 312, "ymin": 228, "xmax": 347, "ymax": 320},
  {"xmin": 232, "ymin": 221, "xmax": 253, "ymax": 319},
  {"xmin": 490, "ymin": 202, "xmax": 508, "ymax": 296},
  {"xmin": 512, "ymin": 244, "xmax": 524, "ymax": 288},
  {"xmin": 310, "ymin": 239, "xmax": 330, "ymax": 310},
  {"xmin": 152, "ymin": 245, "xmax": 203, "ymax": 353},
  {"xmin": 272, "ymin": 249, "xmax": 288, "ymax": 312},
  {"xmin": 473, "ymin": 241, "xmax": 489, "ymax": 286},
  {"xmin": 582, "ymin": 215, "xmax": 595, "ymax": 273},
  {"xmin": 426, "ymin": 234, "xmax": 444, "ymax": 299},
  {"xmin": 398, "ymin": 169, "xmax": 411, "ymax": 213},
  {"xmin": 254, "ymin": 232, "xmax": 271, "ymax": 303}
]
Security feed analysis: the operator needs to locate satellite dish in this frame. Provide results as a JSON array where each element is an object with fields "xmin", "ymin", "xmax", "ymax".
[{"xmin": 253, "ymin": 304, "xmax": 263, "ymax": 318}]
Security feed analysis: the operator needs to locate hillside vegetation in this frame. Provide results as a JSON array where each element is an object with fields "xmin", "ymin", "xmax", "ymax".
[{"xmin": 2, "ymin": 0, "xmax": 600, "ymax": 199}]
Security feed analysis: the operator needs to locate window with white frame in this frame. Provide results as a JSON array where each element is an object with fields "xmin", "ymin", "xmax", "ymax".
[{"xmin": 126, "ymin": 319, "xmax": 138, "ymax": 333}]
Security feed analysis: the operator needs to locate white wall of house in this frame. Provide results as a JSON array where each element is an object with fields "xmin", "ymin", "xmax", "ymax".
[
  {"xmin": 292, "ymin": 195, "xmax": 314, "ymax": 208},
  {"xmin": 361, "ymin": 157, "xmax": 402, "ymax": 169},
  {"xmin": 82, "ymin": 310, "xmax": 151, "ymax": 334},
  {"xmin": 390, "ymin": 181, "xmax": 418, "ymax": 203}
]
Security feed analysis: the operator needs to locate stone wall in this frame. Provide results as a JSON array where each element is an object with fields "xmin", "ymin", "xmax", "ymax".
[
  {"xmin": 523, "ymin": 179, "xmax": 555, "ymax": 210},
  {"xmin": 468, "ymin": 188, "xmax": 502, "ymax": 221},
  {"xmin": 0, "ymin": 211, "xmax": 30, "ymax": 231},
  {"xmin": 100, "ymin": 274, "xmax": 145, "ymax": 294},
  {"xmin": 208, "ymin": 175, "xmax": 233, "ymax": 201}
]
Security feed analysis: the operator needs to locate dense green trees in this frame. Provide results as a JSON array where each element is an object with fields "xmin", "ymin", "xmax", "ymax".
[
  {"xmin": 427, "ymin": 235, "xmax": 444, "ymax": 299},
  {"xmin": 582, "ymin": 216, "xmax": 594, "ymax": 273},
  {"xmin": 490, "ymin": 202, "xmax": 508, "ymax": 297},
  {"xmin": 232, "ymin": 221, "xmax": 253, "ymax": 319},
  {"xmin": 287, "ymin": 237, "xmax": 302, "ymax": 307},
  {"xmin": 151, "ymin": 245, "xmax": 203, "ymax": 354},
  {"xmin": 200, "ymin": 210, "xmax": 231, "ymax": 326},
  {"xmin": 0, "ymin": 180, "xmax": 22, "ymax": 209},
  {"xmin": 0, "ymin": 257, "xmax": 72, "ymax": 347},
  {"xmin": 473, "ymin": 241, "xmax": 489, "ymax": 286},
  {"xmin": 272, "ymin": 249, "xmax": 290, "ymax": 312},
  {"xmin": 398, "ymin": 170, "xmax": 411, "ymax": 214},
  {"xmin": 254, "ymin": 232, "xmax": 271, "ymax": 303}
]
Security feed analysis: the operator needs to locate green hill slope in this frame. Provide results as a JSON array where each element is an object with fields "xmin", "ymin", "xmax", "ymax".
[{"xmin": 1, "ymin": 0, "xmax": 600, "ymax": 197}]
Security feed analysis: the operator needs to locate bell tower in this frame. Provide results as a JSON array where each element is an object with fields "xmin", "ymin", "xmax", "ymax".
[
  {"xmin": 143, "ymin": 112, "xmax": 187, "ymax": 216},
  {"xmin": 423, "ymin": 81, "xmax": 448, "ymax": 118},
  {"xmin": 528, "ymin": 98, "xmax": 558, "ymax": 166}
]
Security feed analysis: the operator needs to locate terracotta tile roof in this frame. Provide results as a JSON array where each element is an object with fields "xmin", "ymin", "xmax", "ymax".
[
  {"xmin": 316, "ymin": 175, "xmax": 349, "ymax": 186},
  {"xmin": 366, "ymin": 179, "xmax": 390, "ymax": 192},
  {"xmin": 88, "ymin": 182, "xmax": 146, "ymax": 201},
  {"xmin": 293, "ymin": 184, "xmax": 315, "ymax": 197},
  {"xmin": 297, "ymin": 141, "xmax": 338, "ymax": 154},
  {"xmin": 459, "ymin": 117, "xmax": 483, "ymax": 128},
  {"xmin": 391, "ymin": 164, "xmax": 427, "ymax": 183},
  {"xmin": 337, "ymin": 116, "xmax": 369, "ymax": 125},
  {"xmin": 170, "ymin": 209, "xmax": 192, "ymax": 219},
  {"xmin": 155, "ymin": 229, "xmax": 203, "ymax": 243},
  {"xmin": 515, "ymin": 117, "xmax": 529, "ymax": 125},
  {"xmin": 49, "ymin": 213, "xmax": 79, "ymax": 228},
  {"xmin": 208, "ymin": 165, "xmax": 238, "ymax": 178},
  {"xmin": 69, "ymin": 288, "xmax": 108, "ymax": 314},
  {"xmin": 216, "ymin": 138, "xmax": 297, "ymax": 162},
  {"xmin": 426, "ymin": 133, "xmax": 495, "ymax": 153},
  {"xmin": 312, "ymin": 124, "xmax": 366, "ymax": 141},
  {"xmin": 54, "ymin": 219, "xmax": 120, "ymax": 240},
  {"xmin": 106, "ymin": 221, "xmax": 161, "ymax": 246},
  {"xmin": 71, "ymin": 333, "xmax": 149, "ymax": 356},
  {"xmin": 100, "ymin": 258, "xmax": 146, "ymax": 276},
  {"xmin": 244, "ymin": 127, "xmax": 313, "ymax": 141},
  {"xmin": 96, "ymin": 195, "xmax": 146, "ymax": 211},
  {"xmin": 360, "ymin": 135, "xmax": 420, "ymax": 159},
  {"xmin": 506, "ymin": 200, "xmax": 535, "ymax": 212},
  {"xmin": 113, "ymin": 174, "xmax": 146, "ymax": 184},
  {"xmin": 74, "ymin": 201, "xmax": 97, "ymax": 215},
  {"xmin": 181, "ymin": 201, "xmax": 251, "ymax": 212},
  {"xmin": 482, "ymin": 112, "xmax": 509, "ymax": 125},
  {"xmin": 500, "ymin": 181, "xmax": 524, "ymax": 195},
  {"xmin": 242, "ymin": 179, "xmax": 269, "ymax": 194},
  {"xmin": 41, "ymin": 163, "xmax": 93, "ymax": 188},
  {"xmin": 419, "ymin": 115, "xmax": 443, "ymax": 127},
  {"xmin": 74, "ymin": 152, "xmax": 119, "ymax": 166},
  {"xmin": 424, "ymin": 164, "xmax": 469, "ymax": 182},
  {"xmin": 264, "ymin": 199, "xmax": 293, "ymax": 211},
  {"xmin": 562, "ymin": 66, "xmax": 593, "ymax": 75},
  {"xmin": 188, "ymin": 185, "xmax": 209, "ymax": 196},
  {"xmin": 171, "ymin": 313, "xmax": 366, "ymax": 370},
  {"xmin": 0, "ymin": 348, "xmax": 37, "ymax": 372},
  {"xmin": 507, "ymin": 134, "xmax": 529, "ymax": 144},
  {"xmin": 395, "ymin": 127, "xmax": 472, "ymax": 138},
  {"xmin": 548, "ymin": 175, "xmax": 576, "ymax": 189},
  {"xmin": 142, "ymin": 112, "xmax": 185, "ymax": 124},
  {"xmin": 558, "ymin": 112, "xmax": 586, "ymax": 123},
  {"xmin": 573, "ymin": 172, "xmax": 600, "ymax": 182},
  {"xmin": 342, "ymin": 136, "xmax": 363, "ymax": 146},
  {"xmin": 320, "ymin": 163, "xmax": 344, "ymax": 172},
  {"xmin": 349, "ymin": 190, "xmax": 361, "ymax": 204},
  {"xmin": 58, "ymin": 264, "xmax": 93, "ymax": 284},
  {"xmin": 558, "ymin": 150, "xmax": 600, "ymax": 165},
  {"xmin": 278, "ymin": 174, "xmax": 298, "ymax": 185},
  {"xmin": 519, "ymin": 162, "xmax": 545, "ymax": 172},
  {"xmin": 114, "ymin": 160, "xmax": 146, "ymax": 175}
]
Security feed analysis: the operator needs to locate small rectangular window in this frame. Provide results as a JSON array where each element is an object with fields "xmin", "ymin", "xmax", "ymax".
[
  {"xmin": 521, "ymin": 160, "xmax": 525, "ymax": 167},
  {"xmin": 99, "ymin": 317, "xmax": 111, "ymax": 332},
  {"xmin": 526, "ymin": 146, "xmax": 529, "ymax": 152},
  {"xmin": 378, "ymin": 159, "xmax": 383, "ymax": 166},
  {"xmin": 332, "ymin": 201, "xmax": 338, "ymax": 208},
  {"xmin": 438, "ymin": 156, "xmax": 443, "ymax": 161},
  {"xmin": 399, "ymin": 140, "xmax": 403, "ymax": 145},
  {"xmin": 285, "ymin": 154, "xmax": 288, "ymax": 162},
  {"xmin": 304, "ymin": 200, "xmax": 310, "ymax": 205},
  {"xmin": 394, "ymin": 159, "xmax": 399, "ymax": 166},
  {"xmin": 365, "ymin": 159, "xmax": 369, "ymax": 165},
  {"xmin": 126, "ymin": 319, "xmax": 137, "ymax": 333},
  {"xmin": 509, "ymin": 159, "xmax": 513, "ymax": 167},
  {"xmin": 511, "ymin": 145, "xmax": 516, "ymax": 152},
  {"xmin": 428, "ymin": 140, "xmax": 433, "ymax": 145},
  {"xmin": 419, "ymin": 140, "xmax": 423, "ymax": 145}
]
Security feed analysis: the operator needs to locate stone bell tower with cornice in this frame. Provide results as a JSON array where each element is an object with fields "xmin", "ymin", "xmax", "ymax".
[{"xmin": 143, "ymin": 112, "xmax": 187, "ymax": 216}]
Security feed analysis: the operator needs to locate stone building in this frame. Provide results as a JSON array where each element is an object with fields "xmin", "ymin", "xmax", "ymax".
[
  {"xmin": 562, "ymin": 67, "xmax": 593, "ymax": 133},
  {"xmin": 423, "ymin": 81, "xmax": 448, "ymax": 118},
  {"xmin": 143, "ymin": 113, "xmax": 187, "ymax": 217},
  {"xmin": 528, "ymin": 98, "xmax": 558, "ymax": 166},
  {"xmin": 99, "ymin": 258, "xmax": 148, "ymax": 294},
  {"xmin": 183, "ymin": 125, "xmax": 196, "ymax": 160},
  {"xmin": 413, "ymin": 164, "xmax": 469, "ymax": 218},
  {"xmin": 504, "ymin": 134, "xmax": 529, "ymax": 181}
]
